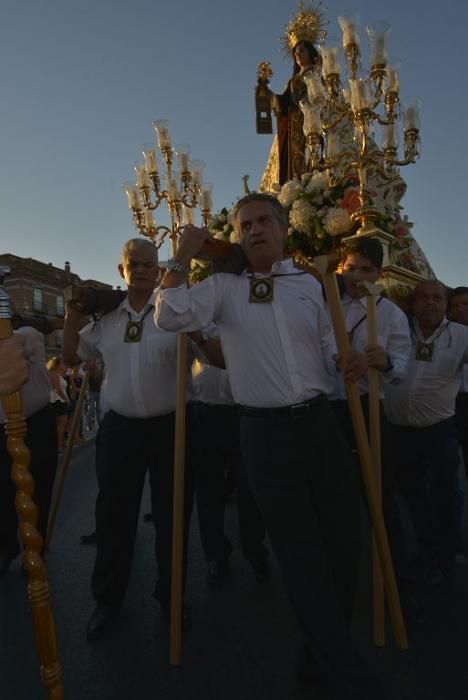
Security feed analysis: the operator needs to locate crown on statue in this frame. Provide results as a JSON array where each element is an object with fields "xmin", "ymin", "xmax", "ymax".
[{"xmin": 281, "ymin": 1, "xmax": 328, "ymax": 55}]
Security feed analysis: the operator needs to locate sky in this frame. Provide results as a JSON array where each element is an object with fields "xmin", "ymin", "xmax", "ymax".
[{"xmin": 0, "ymin": 0, "xmax": 466, "ymax": 289}]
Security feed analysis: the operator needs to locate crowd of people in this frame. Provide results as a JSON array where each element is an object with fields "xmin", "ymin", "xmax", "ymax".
[{"xmin": 1, "ymin": 192, "xmax": 467, "ymax": 700}]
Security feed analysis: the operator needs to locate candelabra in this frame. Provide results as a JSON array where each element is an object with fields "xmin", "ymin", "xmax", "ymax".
[
  {"xmin": 123, "ymin": 120, "xmax": 213, "ymax": 256},
  {"xmin": 299, "ymin": 13, "xmax": 421, "ymax": 237}
]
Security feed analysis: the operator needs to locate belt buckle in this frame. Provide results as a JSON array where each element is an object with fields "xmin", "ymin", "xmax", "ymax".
[{"xmin": 289, "ymin": 401, "xmax": 307, "ymax": 418}]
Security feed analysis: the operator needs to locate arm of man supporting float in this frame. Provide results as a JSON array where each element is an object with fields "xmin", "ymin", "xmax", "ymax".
[
  {"xmin": 369, "ymin": 307, "xmax": 411, "ymax": 385},
  {"xmin": 0, "ymin": 334, "xmax": 28, "ymax": 395},
  {"xmin": 155, "ymin": 225, "xmax": 222, "ymax": 332},
  {"xmin": 62, "ymin": 304, "xmax": 95, "ymax": 367}
]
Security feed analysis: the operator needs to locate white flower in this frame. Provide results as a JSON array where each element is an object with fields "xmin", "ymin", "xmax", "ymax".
[
  {"xmin": 213, "ymin": 230, "xmax": 226, "ymax": 240},
  {"xmin": 323, "ymin": 207, "xmax": 352, "ymax": 236},
  {"xmin": 305, "ymin": 171, "xmax": 329, "ymax": 195},
  {"xmin": 289, "ymin": 199, "xmax": 316, "ymax": 233},
  {"xmin": 278, "ymin": 177, "xmax": 303, "ymax": 207},
  {"xmin": 229, "ymin": 230, "xmax": 240, "ymax": 244}
]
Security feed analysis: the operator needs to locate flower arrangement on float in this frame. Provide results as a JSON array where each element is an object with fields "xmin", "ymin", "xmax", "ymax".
[{"xmin": 189, "ymin": 207, "xmax": 237, "ymax": 284}]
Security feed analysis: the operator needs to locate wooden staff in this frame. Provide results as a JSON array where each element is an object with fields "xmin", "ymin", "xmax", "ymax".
[
  {"xmin": 169, "ymin": 331, "xmax": 188, "ymax": 666},
  {"xmin": 46, "ymin": 370, "xmax": 89, "ymax": 548},
  {"xmin": 0, "ymin": 267, "xmax": 64, "ymax": 699},
  {"xmin": 362, "ymin": 281, "xmax": 385, "ymax": 647},
  {"xmin": 314, "ymin": 255, "xmax": 408, "ymax": 650}
]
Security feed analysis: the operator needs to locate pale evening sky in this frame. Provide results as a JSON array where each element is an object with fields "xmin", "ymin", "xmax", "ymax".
[{"xmin": 0, "ymin": 0, "xmax": 466, "ymax": 288}]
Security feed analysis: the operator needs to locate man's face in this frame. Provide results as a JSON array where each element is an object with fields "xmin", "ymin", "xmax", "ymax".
[
  {"xmin": 238, "ymin": 201, "xmax": 286, "ymax": 271},
  {"xmin": 342, "ymin": 252, "xmax": 381, "ymax": 299},
  {"xmin": 412, "ymin": 282, "xmax": 447, "ymax": 326},
  {"xmin": 449, "ymin": 293, "xmax": 468, "ymax": 326},
  {"xmin": 118, "ymin": 247, "xmax": 159, "ymax": 292}
]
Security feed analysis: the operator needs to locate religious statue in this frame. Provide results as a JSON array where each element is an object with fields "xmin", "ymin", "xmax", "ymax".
[{"xmin": 255, "ymin": 2, "xmax": 328, "ymax": 189}]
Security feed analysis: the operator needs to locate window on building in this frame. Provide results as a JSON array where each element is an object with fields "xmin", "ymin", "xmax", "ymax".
[
  {"xmin": 33, "ymin": 287, "xmax": 42, "ymax": 311},
  {"xmin": 55, "ymin": 329, "xmax": 63, "ymax": 348},
  {"xmin": 56, "ymin": 295, "xmax": 64, "ymax": 317}
]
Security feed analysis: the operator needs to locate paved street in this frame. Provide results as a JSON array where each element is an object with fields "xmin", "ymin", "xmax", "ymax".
[{"xmin": 1, "ymin": 439, "xmax": 468, "ymax": 700}]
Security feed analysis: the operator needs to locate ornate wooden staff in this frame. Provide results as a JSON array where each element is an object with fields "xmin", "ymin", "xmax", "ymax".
[
  {"xmin": 0, "ymin": 266, "xmax": 64, "ymax": 698},
  {"xmin": 362, "ymin": 280, "xmax": 385, "ymax": 647},
  {"xmin": 314, "ymin": 255, "xmax": 408, "ymax": 650},
  {"xmin": 169, "ymin": 331, "xmax": 188, "ymax": 666},
  {"xmin": 46, "ymin": 370, "xmax": 90, "ymax": 548}
]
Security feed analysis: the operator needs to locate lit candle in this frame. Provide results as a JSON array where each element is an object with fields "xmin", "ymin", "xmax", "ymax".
[
  {"xmin": 320, "ymin": 46, "xmax": 341, "ymax": 77},
  {"xmin": 303, "ymin": 71, "xmax": 326, "ymax": 103},
  {"xmin": 338, "ymin": 16, "xmax": 360, "ymax": 46},
  {"xmin": 153, "ymin": 120, "xmax": 172, "ymax": 148},
  {"xmin": 134, "ymin": 164, "xmax": 148, "ymax": 188},
  {"xmin": 366, "ymin": 21, "xmax": 391, "ymax": 66},
  {"xmin": 201, "ymin": 185, "xmax": 212, "ymax": 210},
  {"xmin": 183, "ymin": 205, "xmax": 194, "ymax": 225},
  {"xmin": 175, "ymin": 143, "xmax": 191, "ymax": 172},
  {"xmin": 300, "ymin": 101, "xmax": 322, "ymax": 135},
  {"xmin": 168, "ymin": 176, "xmax": 180, "ymax": 200},
  {"xmin": 190, "ymin": 159, "xmax": 205, "ymax": 188},
  {"xmin": 145, "ymin": 209, "xmax": 155, "ymax": 229},
  {"xmin": 142, "ymin": 148, "xmax": 158, "ymax": 173},
  {"xmin": 350, "ymin": 79, "xmax": 371, "ymax": 111},
  {"xmin": 404, "ymin": 104, "xmax": 420, "ymax": 130},
  {"xmin": 124, "ymin": 185, "xmax": 140, "ymax": 210},
  {"xmin": 386, "ymin": 68, "xmax": 400, "ymax": 93},
  {"xmin": 382, "ymin": 123, "xmax": 399, "ymax": 149}
]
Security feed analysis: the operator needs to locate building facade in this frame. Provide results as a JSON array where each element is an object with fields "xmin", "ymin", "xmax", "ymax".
[{"xmin": 0, "ymin": 254, "xmax": 112, "ymax": 357}]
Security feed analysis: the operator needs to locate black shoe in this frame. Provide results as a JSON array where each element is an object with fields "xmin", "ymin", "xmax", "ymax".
[
  {"xmin": 207, "ymin": 559, "xmax": 229, "ymax": 587},
  {"xmin": 86, "ymin": 605, "xmax": 119, "ymax": 641},
  {"xmin": 246, "ymin": 554, "xmax": 270, "ymax": 582},
  {"xmin": 0, "ymin": 547, "xmax": 20, "ymax": 576},
  {"xmin": 160, "ymin": 601, "xmax": 192, "ymax": 631},
  {"xmin": 80, "ymin": 531, "xmax": 97, "ymax": 545}
]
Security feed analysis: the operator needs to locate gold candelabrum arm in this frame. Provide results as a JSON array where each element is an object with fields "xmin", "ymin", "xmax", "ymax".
[{"xmin": 0, "ymin": 267, "xmax": 64, "ymax": 700}]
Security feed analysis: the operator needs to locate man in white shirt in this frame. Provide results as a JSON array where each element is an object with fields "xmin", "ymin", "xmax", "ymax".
[
  {"xmin": 63, "ymin": 238, "xmax": 193, "ymax": 640},
  {"xmin": 154, "ymin": 193, "xmax": 388, "ymax": 700},
  {"xmin": 449, "ymin": 286, "xmax": 468, "ymax": 479},
  {"xmin": 0, "ymin": 328, "xmax": 57, "ymax": 574},
  {"xmin": 384, "ymin": 280, "xmax": 468, "ymax": 583}
]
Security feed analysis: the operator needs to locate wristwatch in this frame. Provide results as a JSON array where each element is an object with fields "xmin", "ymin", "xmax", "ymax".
[{"xmin": 167, "ymin": 258, "xmax": 189, "ymax": 274}]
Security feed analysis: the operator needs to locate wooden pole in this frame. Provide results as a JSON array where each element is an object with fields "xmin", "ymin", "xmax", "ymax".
[
  {"xmin": 363, "ymin": 282, "xmax": 385, "ymax": 647},
  {"xmin": 169, "ymin": 332, "xmax": 188, "ymax": 666},
  {"xmin": 314, "ymin": 255, "xmax": 408, "ymax": 650},
  {"xmin": 0, "ymin": 269, "xmax": 64, "ymax": 699},
  {"xmin": 46, "ymin": 371, "xmax": 89, "ymax": 548}
]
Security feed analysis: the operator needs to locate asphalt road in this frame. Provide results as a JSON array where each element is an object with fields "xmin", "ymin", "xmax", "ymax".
[{"xmin": 1, "ymin": 439, "xmax": 468, "ymax": 700}]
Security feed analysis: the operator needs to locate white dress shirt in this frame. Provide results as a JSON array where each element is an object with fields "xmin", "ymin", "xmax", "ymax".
[
  {"xmin": 330, "ymin": 293, "xmax": 411, "ymax": 400},
  {"xmin": 0, "ymin": 327, "xmax": 51, "ymax": 424},
  {"xmin": 78, "ymin": 297, "xmax": 189, "ymax": 419},
  {"xmin": 155, "ymin": 259, "xmax": 337, "ymax": 408},
  {"xmin": 384, "ymin": 319, "xmax": 468, "ymax": 427}
]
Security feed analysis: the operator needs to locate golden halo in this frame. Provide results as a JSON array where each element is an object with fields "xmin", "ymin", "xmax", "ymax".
[{"xmin": 281, "ymin": 1, "xmax": 328, "ymax": 57}]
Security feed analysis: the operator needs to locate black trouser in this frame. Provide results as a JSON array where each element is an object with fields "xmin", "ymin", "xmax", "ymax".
[
  {"xmin": 456, "ymin": 392, "xmax": 468, "ymax": 481},
  {"xmin": 0, "ymin": 404, "xmax": 58, "ymax": 555},
  {"xmin": 331, "ymin": 396, "xmax": 407, "ymax": 576},
  {"xmin": 192, "ymin": 402, "xmax": 266, "ymax": 563},
  {"xmin": 92, "ymin": 408, "xmax": 194, "ymax": 608},
  {"xmin": 389, "ymin": 417, "xmax": 463, "ymax": 574},
  {"xmin": 240, "ymin": 397, "xmax": 384, "ymax": 700}
]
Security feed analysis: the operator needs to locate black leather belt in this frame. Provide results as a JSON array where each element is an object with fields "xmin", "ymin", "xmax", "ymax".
[{"xmin": 239, "ymin": 394, "xmax": 326, "ymax": 418}]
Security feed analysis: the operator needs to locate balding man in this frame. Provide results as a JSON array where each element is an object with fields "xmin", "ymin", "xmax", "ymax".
[
  {"xmin": 384, "ymin": 280, "xmax": 468, "ymax": 584},
  {"xmin": 63, "ymin": 238, "xmax": 194, "ymax": 640}
]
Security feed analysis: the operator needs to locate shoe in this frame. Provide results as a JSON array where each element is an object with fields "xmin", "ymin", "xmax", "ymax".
[
  {"xmin": 160, "ymin": 601, "xmax": 192, "ymax": 631},
  {"xmin": 207, "ymin": 559, "xmax": 229, "ymax": 587},
  {"xmin": 80, "ymin": 531, "xmax": 97, "ymax": 545},
  {"xmin": 246, "ymin": 554, "xmax": 271, "ymax": 582},
  {"xmin": 86, "ymin": 605, "xmax": 119, "ymax": 641},
  {"xmin": 0, "ymin": 547, "xmax": 20, "ymax": 576}
]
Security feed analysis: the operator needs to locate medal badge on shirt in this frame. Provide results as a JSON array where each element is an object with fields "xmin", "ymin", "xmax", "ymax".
[
  {"xmin": 124, "ymin": 306, "xmax": 153, "ymax": 343},
  {"xmin": 249, "ymin": 277, "xmax": 274, "ymax": 303}
]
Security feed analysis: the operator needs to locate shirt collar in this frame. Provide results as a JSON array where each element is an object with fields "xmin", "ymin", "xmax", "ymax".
[
  {"xmin": 413, "ymin": 317, "xmax": 449, "ymax": 343},
  {"xmin": 120, "ymin": 296, "xmax": 154, "ymax": 317},
  {"xmin": 242, "ymin": 257, "xmax": 297, "ymax": 277},
  {"xmin": 342, "ymin": 292, "xmax": 367, "ymax": 308}
]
